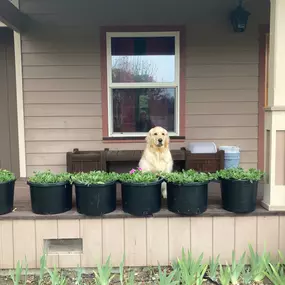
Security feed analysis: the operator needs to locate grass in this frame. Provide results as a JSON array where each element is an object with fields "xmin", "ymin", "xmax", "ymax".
[{"xmin": 4, "ymin": 245, "xmax": 284, "ymax": 285}]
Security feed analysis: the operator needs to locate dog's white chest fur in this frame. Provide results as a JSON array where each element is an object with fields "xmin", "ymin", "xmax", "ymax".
[{"xmin": 139, "ymin": 150, "xmax": 173, "ymax": 173}]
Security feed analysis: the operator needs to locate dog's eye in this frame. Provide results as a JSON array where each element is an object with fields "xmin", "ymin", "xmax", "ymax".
[
  {"xmin": 162, "ymin": 133, "xmax": 165, "ymax": 136},
  {"xmin": 154, "ymin": 133, "xmax": 157, "ymax": 135}
]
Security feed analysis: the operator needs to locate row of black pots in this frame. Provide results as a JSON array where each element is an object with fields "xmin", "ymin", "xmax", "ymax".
[{"xmin": 0, "ymin": 179, "xmax": 258, "ymax": 217}]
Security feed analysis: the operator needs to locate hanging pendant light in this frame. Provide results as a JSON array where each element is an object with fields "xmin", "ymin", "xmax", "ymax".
[{"xmin": 230, "ymin": 0, "xmax": 251, "ymax": 33}]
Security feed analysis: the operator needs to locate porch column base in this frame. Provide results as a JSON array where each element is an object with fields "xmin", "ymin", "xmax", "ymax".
[
  {"xmin": 261, "ymin": 201, "xmax": 285, "ymax": 211},
  {"xmin": 261, "ymin": 184, "xmax": 285, "ymax": 211}
]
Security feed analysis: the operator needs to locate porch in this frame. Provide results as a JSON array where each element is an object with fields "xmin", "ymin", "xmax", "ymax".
[{"xmin": 2, "ymin": 0, "xmax": 285, "ymax": 271}]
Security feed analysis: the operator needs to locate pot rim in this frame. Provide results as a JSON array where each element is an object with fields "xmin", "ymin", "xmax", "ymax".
[
  {"xmin": 27, "ymin": 181, "xmax": 70, "ymax": 187},
  {"xmin": 74, "ymin": 180, "xmax": 116, "ymax": 187},
  {"xmin": 120, "ymin": 178, "xmax": 163, "ymax": 187},
  {"xmin": 167, "ymin": 181, "xmax": 209, "ymax": 186},
  {"xmin": 220, "ymin": 178, "xmax": 259, "ymax": 183},
  {"xmin": 0, "ymin": 179, "xmax": 16, "ymax": 185}
]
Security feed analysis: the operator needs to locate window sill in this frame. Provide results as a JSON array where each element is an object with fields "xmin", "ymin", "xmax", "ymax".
[{"xmin": 102, "ymin": 136, "xmax": 185, "ymax": 143}]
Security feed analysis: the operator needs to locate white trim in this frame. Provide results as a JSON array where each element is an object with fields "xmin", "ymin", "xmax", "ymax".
[
  {"xmin": 14, "ymin": 31, "xmax": 26, "ymax": 177},
  {"xmin": 109, "ymin": 82, "xmax": 177, "ymax": 88},
  {"xmin": 0, "ymin": 22, "xmax": 7, "ymax": 27},
  {"xmin": 110, "ymin": 132, "xmax": 178, "ymax": 137},
  {"xmin": 106, "ymin": 31, "xmax": 180, "ymax": 137}
]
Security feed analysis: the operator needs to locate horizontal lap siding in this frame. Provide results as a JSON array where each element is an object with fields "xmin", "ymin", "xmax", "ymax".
[
  {"xmin": 185, "ymin": 44, "xmax": 259, "ymax": 170},
  {"xmin": 21, "ymin": 15, "xmax": 259, "ymax": 176}
]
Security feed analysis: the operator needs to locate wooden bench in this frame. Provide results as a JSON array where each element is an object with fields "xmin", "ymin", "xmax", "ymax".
[{"xmin": 66, "ymin": 148, "xmax": 224, "ymax": 173}]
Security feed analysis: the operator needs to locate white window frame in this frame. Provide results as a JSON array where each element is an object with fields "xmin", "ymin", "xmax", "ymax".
[{"xmin": 106, "ymin": 31, "xmax": 180, "ymax": 137}]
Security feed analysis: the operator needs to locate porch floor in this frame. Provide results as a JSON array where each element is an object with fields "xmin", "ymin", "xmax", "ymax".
[{"xmin": 8, "ymin": 179, "xmax": 282, "ymax": 220}]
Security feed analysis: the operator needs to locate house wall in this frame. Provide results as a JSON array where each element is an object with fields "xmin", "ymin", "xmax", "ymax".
[{"xmin": 19, "ymin": 0, "xmax": 270, "ymax": 176}]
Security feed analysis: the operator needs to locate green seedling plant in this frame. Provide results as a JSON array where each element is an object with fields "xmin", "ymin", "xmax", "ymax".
[
  {"xmin": 248, "ymin": 244, "xmax": 270, "ymax": 282},
  {"xmin": 162, "ymin": 169, "xmax": 216, "ymax": 184},
  {"xmin": 38, "ymin": 252, "xmax": 47, "ymax": 285},
  {"xmin": 174, "ymin": 249, "xmax": 207, "ymax": 285},
  {"xmin": 158, "ymin": 264, "xmax": 179, "ymax": 285},
  {"xmin": 264, "ymin": 261, "xmax": 285, "ymax": 285},
  {"xmin": 23, "ymin": 256, "xmax": 29, "ymax": 285},
  {"xmin": 240, "ymin": 267, "xmax": 253, "ymax": 285},
  {"xmin": 219, "ymin": 264, "xmax": 231, "ymax": 285},
  {"xmin": 119, "ymin": 254, "xmax": 125, "ymax": 285},
  {"xmin": 119, "ymin": 168, "xmax": 160, "ymax": 183},
  {"xmin": 215, "ymin": 167, "xmax": 264, "ymax": 182},
  {"xmin": 229, "ymin": 251, "xmax": 246, "ymax": 285},
  {"xmin": 262, "ymin": 250, "xmax": 285, "ymax": 285},
  {"xmin": 125, "ymin": 271, "xmax": 135, "ymax": 285},
  {"xmin": 28, "ymin": 170, "xmax": 71, "ymax": 184},
  {"xmin": 195, "ymin": 265, "xmax": 208, "ymax": 285},
  {"xmin": 75, "ymin": 265, "xmax": 84, "ymax": 285},
  {"xmin": 46, "ymin": 266, "xmax": 67, "ymax": 285},
  {"xmin": 71, "ymin": 171, "xmax": 119, "ymax": 186},
  {"xmin": 207, "ymin": 254, "xmax": 220, "ymax": 282},
  {"xmin": 9, "ymin": 260, "xmax": 23, "ymax": 285},
  {"xmin": 0, "ymin": 169, "xmax": 16, "ymax": 183},
  {"xmin": 94, "ymin": 255, "xmax": 114, "ymax": 285}
]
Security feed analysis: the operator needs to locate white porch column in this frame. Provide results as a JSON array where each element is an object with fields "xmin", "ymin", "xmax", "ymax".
[{"xmin": 262, "ymin": 0, "xmax": 285, "ymax": 210}]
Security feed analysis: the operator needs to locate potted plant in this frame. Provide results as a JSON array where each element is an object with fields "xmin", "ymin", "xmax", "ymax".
[
  {"xmin": 119, "ymin": 168, "xmax": 163, "ymax": 216},
  {"xmin": 215, "ymin": 167, "xmax": 265, "ymax": 213},
  {"xmin": 0, "ymin": 169, "xmax": 16, "ymax": 215},
  {"xmin": 163, "ymin": 169, "xmax": 214, "ymax": 215},
  {"xmin": 27, "ymin": 170, "xmax": 72, "ymax": 215},
  {"xmin": 71, "ymin": 171, "xmax": 118, "ymax": 216}
]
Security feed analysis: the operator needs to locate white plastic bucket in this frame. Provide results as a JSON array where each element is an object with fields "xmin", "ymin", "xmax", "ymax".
[{"xmin": 219, "ymin": 146, "xmax": 240, "ymax": 169}]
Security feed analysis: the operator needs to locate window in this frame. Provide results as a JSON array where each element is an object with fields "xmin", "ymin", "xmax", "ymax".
[{"xmin": 106, "ymin": 32, "xmax": 180, "ymax": 137}]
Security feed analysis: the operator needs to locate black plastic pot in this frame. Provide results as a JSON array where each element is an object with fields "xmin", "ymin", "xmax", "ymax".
[
  {"xmin": 221, "ymin": 179, "xmax": 258, "ymax": 213},
  {"xmin": 74, "ymin": 181, "xmax": 116, "ymax": 216},
  {"xmin": 167, "ymin": 181, "xmax": 209, "ymax": 215},
  {"xmin": 0, "ymin": 180, "xmax": 15, "ymax": 215},
  {"xmin": 121, "ymin": 179, "xmax": 162, "ymax": 216},
  {"xmin": 28, "ymin": 181, "xmax": 72, "ymax": 215}
]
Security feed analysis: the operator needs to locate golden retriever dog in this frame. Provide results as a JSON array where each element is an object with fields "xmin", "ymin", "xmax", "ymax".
[{"xmin": 139, "ymin": 126, "xmax": 173, "ymax": 198}]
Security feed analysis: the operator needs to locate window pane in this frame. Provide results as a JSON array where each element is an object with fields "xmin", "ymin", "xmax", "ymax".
[
  {"xmin": 111, "ymin": 37, "xmax": 175, "ymax": 83},
  {"xmin": 112, "ymin": 88, "xmax": 175, "ymax": 133}
]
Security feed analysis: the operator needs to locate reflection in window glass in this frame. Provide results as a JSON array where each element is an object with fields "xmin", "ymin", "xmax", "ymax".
[
  {"xmin": 112, "ymin": 88, "xmax": 175, "ymax": 133},
  {"xmin": 111, "ymin": 37, "xmax": 175, "ymax": 83}
]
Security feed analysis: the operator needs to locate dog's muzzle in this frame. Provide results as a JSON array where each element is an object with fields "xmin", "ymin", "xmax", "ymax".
[{"xmin": 157, "ymin": 138, "xmax": 163, "ymax": 147}]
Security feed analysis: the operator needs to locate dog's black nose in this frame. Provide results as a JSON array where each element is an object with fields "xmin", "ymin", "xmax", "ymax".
[{"xmin": 158, "ymin": 138, "xmax": 163, "ymax": 143}]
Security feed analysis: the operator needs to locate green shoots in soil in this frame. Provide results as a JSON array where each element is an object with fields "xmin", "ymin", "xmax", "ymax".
[
  {"xmin": 230, "ymin": 250, "xmax": 246, "ymax": 285},
  {"xmin": 162, "ymin": 169, "xmax": 215, "ymax": 184},
  {"xmin": 158, "ymin": 264, "xmax": 179, "ymax": 285},
  {"xmin": 215, "ymin": 167, "xmax": 265, "ymax": 182},
  {"xmin": 71, "ymin": 171, "xmax": 119, "ymax": 185},
  {"xmin": 46, "ymin": 266, "xmax": 67, "ymax": 285},
  {"xmin": 208, "ymin": 254, "xmax": 220, "ymax": 281},
  {"xmin": 94, "ymin": 255, "xmax": 114, "ymax": 285},
  {"xmin": 0, "ymin": 169, "xmax": 15, "ymax": 183},
  {"xmin": 248, "ymin": 244, "xmax": 270, "ymax": 282},
  {"xmin": 28, "ymin": 170, "xmax": 71, "ymax": 184},
  {"xmin": 219, "ymin": 264, "xmax": 231, "ymax": 285}
]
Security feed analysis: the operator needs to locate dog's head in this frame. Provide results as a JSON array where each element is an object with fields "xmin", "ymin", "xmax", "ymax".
[{"xmin": 146, "ymin": 126, "xmax": 170, "ymax": 150}]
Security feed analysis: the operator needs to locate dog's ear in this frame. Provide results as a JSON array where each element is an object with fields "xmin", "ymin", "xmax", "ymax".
[
  {"xmin": 146, "ymin": 130, "xmax": 152, "ymax": 145},
  {"xmin": 164, "ymin": 132, "xmax": 170, "ymax": 149}
]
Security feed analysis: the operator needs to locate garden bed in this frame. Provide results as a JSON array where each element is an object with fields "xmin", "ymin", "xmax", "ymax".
[
  {"xmin": 0, "ymin": 266, "xmax": 273, "ymax": 285},
  {"xmin": 4, "ymin": 246, "xmax": 281, "ymax": 285}
]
